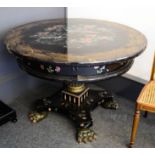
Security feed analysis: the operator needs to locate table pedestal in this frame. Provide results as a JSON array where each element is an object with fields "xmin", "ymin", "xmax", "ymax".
[{"xmin": 29, "ymin": 83, "xmax": 118, "ymax": 143}]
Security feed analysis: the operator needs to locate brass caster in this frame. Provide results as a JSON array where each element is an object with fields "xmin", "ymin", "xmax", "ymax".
[
  {"xmin": 29, "ymin": 111, "xmax": 48, "ymax": 123},
  {"xmin": 101, "ymin": 101, "xmax": 119, "ymax": 110},
  {"xmin": 77, "ymin": 128, "xmax": 97, "ymax": 143}
]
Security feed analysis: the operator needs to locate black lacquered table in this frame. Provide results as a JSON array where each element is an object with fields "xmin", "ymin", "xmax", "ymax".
[{"xmin": 5, "ymin": 18, "xmax": 147, "ymax": 143}]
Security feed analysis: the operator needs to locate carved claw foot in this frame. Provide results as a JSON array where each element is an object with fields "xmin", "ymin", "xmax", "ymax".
[
  {"xmin": 29, "ymin": 111, "xmax": 48, "ymax": 123},
  {"xmin": 101, "ymin": 101, "xmax": 119, "ymax": 110},
  {"xmin": 98, "ymin": 91, "xmax": 119, "ymax": 110},
  {"xmin": 77, "ymin": 128, "xmax": 97, "ymax": 143}
]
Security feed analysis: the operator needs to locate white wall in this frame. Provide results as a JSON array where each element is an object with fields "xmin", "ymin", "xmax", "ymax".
[
  {"xmin": 68, "ymin": 6, "xmax": 155, "ymax": 82},
  {"xmin": 0, "ymin": 7, "xmax": 65, "ymax": 103}
]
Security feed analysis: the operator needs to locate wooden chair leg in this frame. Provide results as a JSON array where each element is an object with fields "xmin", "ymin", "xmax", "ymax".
[
  {"xmin": 129, "ymin": 108, "xmax": 141, "ymax": 147},
  {"xmin": 143, "ymin": 111, "xmax": 148, "ymax": 118}
]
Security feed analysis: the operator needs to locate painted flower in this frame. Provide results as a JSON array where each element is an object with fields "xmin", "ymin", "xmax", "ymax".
[{"xmin": 55, "ymin": 66, "xmax": 61, "ymax": 72}]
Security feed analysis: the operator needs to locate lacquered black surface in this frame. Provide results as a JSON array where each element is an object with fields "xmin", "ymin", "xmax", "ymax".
[
  {"xmin": 0, "ymin": 101, "xmax": 17, "ymax": 125},
  {"xmin": 5, "ymin": 19, "xmax": 147, "ymax": 82},
  {"xmin": 23, "ymin": 20, "xmax": 67, "ymax": 53},
  {"xmin": 22, "ymin": 19, "xmax": 128, "ymax": 55},
  {"xmin": 16, "ymin": 54, "xmax": 133, "ymax": 82},
  {"xmin": 5, "ymin": 19, "xmax": 147, "ymax": 64}
]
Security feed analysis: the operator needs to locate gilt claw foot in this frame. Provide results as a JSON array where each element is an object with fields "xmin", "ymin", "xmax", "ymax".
[
  {"xmin": 101, "ymin": 101, "xmax": 119, "ymax": 110},
  {"xmin": 77, "ymin": 128, "xmax": 97, "ymax": 143},
  {"xmin": 98, "ymin": 91, "xmax": 119, "ymax": 110},
  {"xmin": 29, "ymin": 111, "xmax": 48, "ymax": 123}
]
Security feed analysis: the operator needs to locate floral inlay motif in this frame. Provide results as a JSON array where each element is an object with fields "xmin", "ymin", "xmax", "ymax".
[{"xmin": 29, "ymin": 24, "xmax": 116, "ymax": 49}]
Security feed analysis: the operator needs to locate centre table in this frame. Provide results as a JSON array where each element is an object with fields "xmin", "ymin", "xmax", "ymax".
[{"xmin": 4, "ymin": 18, "xmax": 147, "ymax": 143}]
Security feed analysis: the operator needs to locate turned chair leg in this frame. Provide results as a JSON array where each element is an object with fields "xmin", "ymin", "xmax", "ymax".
[{"xmin": 129, "ymin": 107, "xmax": 141, "ymax": 148}]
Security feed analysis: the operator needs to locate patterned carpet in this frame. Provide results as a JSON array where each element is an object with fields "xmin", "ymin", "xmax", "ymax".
[{"xmin": 0, "ymin": 78, "xmax": 155, "ymax": 148}]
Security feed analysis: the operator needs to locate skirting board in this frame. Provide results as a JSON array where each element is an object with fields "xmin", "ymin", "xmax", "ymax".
[{"xmin": 123, "ymin": 73, "xmax": 147, "ymax": 84}]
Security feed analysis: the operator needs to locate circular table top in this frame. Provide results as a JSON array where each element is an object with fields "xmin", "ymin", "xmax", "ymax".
[{"xmin": 5, "ymin": 18, "xmax": 147, "ymax": 64}]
